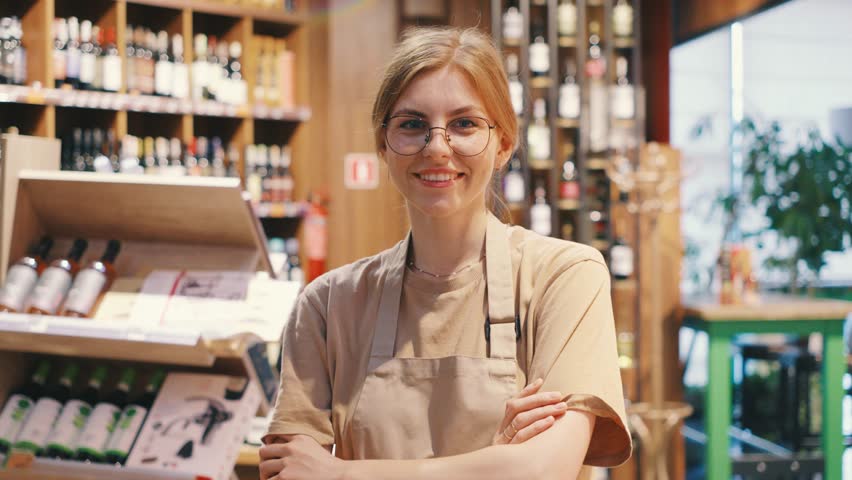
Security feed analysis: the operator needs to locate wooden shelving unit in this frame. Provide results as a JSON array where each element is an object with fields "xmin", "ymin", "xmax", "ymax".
[{"xmin": 0, "ymin": 0, "xmax": 311, "ymax": 186}]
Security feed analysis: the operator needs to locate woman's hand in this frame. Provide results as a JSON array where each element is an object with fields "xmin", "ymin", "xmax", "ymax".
[
  {"xmin": 259, "ymin": 435, "xmax": 346, "ymax": 480},
  {"xmin": 492, "ymin": 378, "xmax": 568, "ymax": 445}
]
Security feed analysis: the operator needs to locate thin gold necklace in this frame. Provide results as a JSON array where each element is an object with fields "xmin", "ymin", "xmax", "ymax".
[{"xmin": 407, "ymin": 255, "xmax": 484, "ymax": 279}]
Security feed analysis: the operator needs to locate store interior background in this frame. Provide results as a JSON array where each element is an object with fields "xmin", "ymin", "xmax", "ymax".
[{"xmin": 0, "ymin": 0, "xmax": 851, "ymax": 479}]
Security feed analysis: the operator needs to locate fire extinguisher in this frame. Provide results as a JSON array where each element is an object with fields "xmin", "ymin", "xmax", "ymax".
[{"xmin": 303, "ymin": 192, "xmax": 328, "ymax": 283}]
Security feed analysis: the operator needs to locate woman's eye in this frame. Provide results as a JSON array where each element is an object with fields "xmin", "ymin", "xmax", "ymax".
[
  {"xmin": 451, "ymin": 118, "xmax": 477, "ymax": 129},
  {"xmin": 399, "ymin": 119, "xmax": 427, "ymax": 129}
]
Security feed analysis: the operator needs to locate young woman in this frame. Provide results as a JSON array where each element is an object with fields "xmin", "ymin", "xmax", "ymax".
[{"xmin": 260, "ymin": 27, "xmax": 631, "ymax": 480}]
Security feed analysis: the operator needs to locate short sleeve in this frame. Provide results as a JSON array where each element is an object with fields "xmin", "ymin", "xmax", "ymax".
[
  {"xmin": 529, "ymin": 259, "xmax": 632, "ymax": 466},
  {"xmin": 263, "ymin": 292, "xmax": 335, "ymax": 446}
]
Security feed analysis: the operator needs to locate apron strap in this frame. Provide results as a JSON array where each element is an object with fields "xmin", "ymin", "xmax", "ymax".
[
  {"xmin": 368, "ymin": 234, "xmax": 410, "ymax": 372},
  {"xmin": 484, "ymin": 214, "xmax": 518, "ymax": 360}
]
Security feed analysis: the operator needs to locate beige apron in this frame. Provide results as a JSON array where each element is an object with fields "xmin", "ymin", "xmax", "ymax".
[{"xmin": 338, "ymin": 214, "xmax": 521, "ymax": 459}]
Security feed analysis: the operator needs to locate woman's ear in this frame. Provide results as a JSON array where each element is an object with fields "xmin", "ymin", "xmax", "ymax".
[{"xmin": 495, "ymin": 131, "xmax": 514, "ymax": 171}]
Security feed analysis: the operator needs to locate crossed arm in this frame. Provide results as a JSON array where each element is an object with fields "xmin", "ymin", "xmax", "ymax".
[{"xmin": 259, "ymin": 409, "xmax": 594, "ymax": 480}]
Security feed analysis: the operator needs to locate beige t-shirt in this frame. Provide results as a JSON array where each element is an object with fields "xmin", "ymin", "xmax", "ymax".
[{"xmin": 266, "ymin": 224, "xmax": 632, "ymax": 467}]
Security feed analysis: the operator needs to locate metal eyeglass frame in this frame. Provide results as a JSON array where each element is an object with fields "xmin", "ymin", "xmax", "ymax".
[{"xmin": 382, "ymin": 114, "xmax": 497, "ymax": 157}]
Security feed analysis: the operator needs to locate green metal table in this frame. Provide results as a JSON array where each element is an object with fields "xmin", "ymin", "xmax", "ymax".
[{"xmin": 683, "ymin": 295, "xmax": 851, "ymax": 480}]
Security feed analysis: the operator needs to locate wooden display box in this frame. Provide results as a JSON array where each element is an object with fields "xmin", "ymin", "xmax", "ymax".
[{"xmin": 0, "ymin": 170, "xmax": 281, "ymax": 479}]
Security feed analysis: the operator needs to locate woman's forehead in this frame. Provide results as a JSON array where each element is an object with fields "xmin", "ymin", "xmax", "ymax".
[{"xmin": 391, "ymin": 66, "xmax": 488, "ymax": 116}]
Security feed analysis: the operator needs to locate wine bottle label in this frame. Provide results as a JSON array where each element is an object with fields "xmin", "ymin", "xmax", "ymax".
[
  {"xmin": 45, "ymin": 399, "xmax": 91, "ymax": 453},
  {"xmin": 79, "ymin": 52, "xmax": 96, "ymax": 84},
  {"xmin": 502, "ymin": 10, "xmax": 523, "ymax": 41},
  {"xmin": 14, "ymin": 397, "xmax": 62, "ymax": 451},
  {"xmin": 172, "ymin": 63, "xmax": 189, "ymax": 99},
  {"xmin": 53, "ymin": 50, "xmax": 67, "ymax": 81},
  {"xmin": 62, "ymin": 269, "xmax": 107, "ymax": 316},
  {"xmin": 527, "ymin": 125, "xmax": 551, "ymax": 160},
  {"xmin": 28, "ymin": 267, "xmax": 73, "ymax": 314},
  {"xmin": 558, "ymin": 4, "xmax": 578, "ymax": 36},
  {"xmin": 104, "ymin": 404, "xmax": 148, "ymax": 457},
  {"xmin": 560, "ymin": 181, "xmax": 580, "ymax": 200},
  {"xmin": 610, "ymin": 245, "xmax": 634, "ymax": 278},
  {"xmin": 509, "ymin": 80, "xmax": 523, "ymax": 116},
  {"xmin": 559, "ymin": 83, "xmax": 581, "ymax": 119},
  {"xmin": 531, "ymin": 204, "xmax": 552, "ymax": 236},
  {"xmin": 0, "ymin": 394, "xmax": 35, "ymax": 445},
  {"xmin": 155, "ymin": 60, "xmax": 173, "ymax": 96},
  {"xmin": 504, "ymin": 172, "xmax": 525, "ymax": 204},
  {"xmin": 588, "ymin": 82, "xmax": 608, "ymax": 152},
  {"xmin": 75, "ymin": 403, "xmax": 120, "ymax": 455},
  {"xmin": 0, "ymin": 265, "xmax": 39, "ymax": 312},
  {"xmin": 66, "ymin": 47, "xmax": 81, "ymax": 79},
  {"xmin": 613, "ymin": 4, "xmax": 634, "ymax": 37},
  {"xmin": 529, "ymin": 43, "xmax": 550, "ymax": 74},
  {"xmin": 611, "ymin": 85, "xmax": 635, "ymax": 119},
  {"xmin": 102, "ymin": 56, "xmax": 122, "ymax": 92}
]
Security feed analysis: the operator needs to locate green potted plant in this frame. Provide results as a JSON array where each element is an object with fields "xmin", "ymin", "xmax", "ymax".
[{"xmin": 728, "ymin": 118, "xmax": 852, "ymax": 293}]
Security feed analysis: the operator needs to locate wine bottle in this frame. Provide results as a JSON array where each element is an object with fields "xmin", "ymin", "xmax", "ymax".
[
  {"xmin": 505, "ymin": 53, "xmax": 523, "ymax": 117},
  {"xmin": 26, "ymin": 239, "xmax": 88, "ymax": 315},
  {"xmin": 43, "ymin": 366, "xmax": 107, "ymax": 459},
  {"xmin": 0, "ymin": 360, "xmax": 50, "ymax": 461},
  {"xmin": 103, "ymin": 370, "xmax": 165, "ymax": 465},
  {"xmin": 610, "ymin": 236, "xmax": 634, "ymax": 280},
  {"xmin": 503, "ymin": 154, "xmax": 525, "ymax": 204},
  {"xmin": 0, "ymin": 237, "xmax": 54, "ymax": 313},
  {"xmin": 527, "ymin": 98, "xmax": 551, "ymax": 161},
  {"xmin": 61, "ymin": 240, "xmax": 121, "ymax": 318},
  {"xmin": 13, "ymin": 363, "xmax": 78, "ymax": 456},
  {"xmin": 74, "ymin": 367, "xmax": 136, "ymax": 463},
  {"xmin": 530, "ymin": 182, "xmax": 552, "ymax": 236},
  {"xmin": 558, "ymin": 61, "xmax": 580, "ymax": 119},
  {"xmin": 557, "ymin": 0, "xmax": 578, "ymax": 37}
]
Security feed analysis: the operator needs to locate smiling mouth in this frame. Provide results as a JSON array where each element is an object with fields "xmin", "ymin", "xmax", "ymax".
[{"xmin": 414, "ymin": 172, "xmax": 465, "ymax": 182}]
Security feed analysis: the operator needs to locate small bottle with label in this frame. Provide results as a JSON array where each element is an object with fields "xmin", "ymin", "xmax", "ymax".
[
  {"xmin": 610, "ymin": 237, "xmax": 634, "ymax": 280},
  {"xmin": 285, "ymin": 238, "xmax": 304, "ymax": 284},
  {"xmin": 75, "ymin": 367, "xmax": 136, "ymax": 463},
  {"xmin": 505, "ymin": 53, "xmax": 523, "ymax": 117},
  {"xmin": 528, "ymin": 24, "xmax": 550, "ymax": 78},
  {"xmin": 559, "ymin": 147, "xmax": 580, "ymax": 200},
  {"xmin": 43, "ymin": 366, "xmax": 107, "ymax": 459},
  {"xmin": 530, "ymin": 182, "xmax": 552, "ymax": 237},
  {"xmin": 104, "ymin": 369, "xmax": 165, "ymax": 465},
  {"xmin": 527, "ymin": 98, "xmax": 551, "ymax": 161},
  {"xmin": 0, "ymin": 237, "xmax": 54, "ymax": 313},
  {"xmin": 0, "ymin": 360, "xmax": 51, "ymax": 462},
  {"xmin": 61, "ymin": 240, "xmax": 120, "ymax": 318},
  {"xmin": 503, "ymin": 154, "xmax": 526, "ymax": 204},
  {"xmin": 557, "ymin": 0, "xmax": 578, "ymax": 37},
  {"xmin": 611, "ymin": 56, "xmax": 635, "ymax": 119},
  {"xmin": 558, "ymin": 61, "xmax": 580, "ymax": 119},
  {"xmin": 613, "ymin": 0, "xmax": 634, "ymax": 39},
  {"xmin": 502, "ymin": 0, "xmax": 523, "ymax": 44},
  {"xmin": 26, "ymin": 239, "xmax": 88, "ymax": 316},
  {"xmin": 14, "ymin": 363, "xmax": 78, "ymax": 457}
]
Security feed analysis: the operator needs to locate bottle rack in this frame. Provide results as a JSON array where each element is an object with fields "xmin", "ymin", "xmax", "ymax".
[
  {"xmin": 490, "ymin": 0, "xmax": 644, "ymax": 257},
  {"xmin": 0, "ymin": 0, "xmax": 311, "ymax": 187}
]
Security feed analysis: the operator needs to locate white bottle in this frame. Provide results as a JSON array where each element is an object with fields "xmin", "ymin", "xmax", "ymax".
[
  {"xmin": 610, "ymin": 237, "xmax": 634, "ymax": 280},
  {"xmin": 529, "ymin": 33, "xmax": 550, "ymax": 78},
  {"xmin": 611, "ymin": 56, "xmax": 635, "ymax": 119},
  {"xmin": 78, "ymin": 20, "xmax": 96, "ymax": 88},
  {"xmin": 502, "ymin": 2, "xmax": 523, "ymax": 44},
  {"xmin": 171, "ymin": 34, "xmax": 189, "ymax": 99},
  {"xmin": 503, "ymin": 154, "xmax": 525, "ymax": 204},
  {"xmin": 557, "ymin": 0, "xmax": 578, "ymax": 37},
  {"xmin": 527, "ymin": 98, "xmax": 551, "ymax": 161},
  {"xmin": 154, "ymin": 31, "xmax": 173, "ymax": 97},
  {"xmin": 558, "ymin": 62, "xmax": 580, "ymax": 119},
  {"xmin": 613, "ymin": 0, "xmax": 634, "ymax": 39},
  {"xmin": 191, "ymin": 34, "xmax": 208, "ymax": 101},
  {"xmin": 530, "ymin": 183, "xmax": 552, "ymax": 236},
  {"xmin": 506, "ymin": 53, "xmax": 523, "ymax": 117}
]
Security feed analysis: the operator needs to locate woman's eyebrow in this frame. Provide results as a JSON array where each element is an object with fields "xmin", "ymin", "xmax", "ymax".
[{"xmin": 391, "ymin": 106, "xmax": 483, "ymax": 118}]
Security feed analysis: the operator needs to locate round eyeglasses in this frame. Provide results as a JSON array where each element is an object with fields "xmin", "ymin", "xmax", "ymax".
[{"xmin": 382, "ymin": 115, "xmax": 497, "ymax": 157}]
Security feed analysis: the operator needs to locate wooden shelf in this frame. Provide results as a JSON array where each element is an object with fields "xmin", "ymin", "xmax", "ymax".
[
  {"xmin": 503, "ymin": 38, "xmax": 521, "ymax": 47},
  {"xmin": 125, "ymin": 0, "xmax": 306, "ymax": 26},
  {"xmin": 529, "ymin": 76, "xmax": 552, "ymax": 89},
  {"xmin": 591, "ymin": 239, "xmax": 611, "ymax": 251},
  {"xmin": 0, "ymin": 457, "xmax": 197, "ymax": 480},
  {"xmin": 558, "ymin": 36, "xmax": 578, "ymax": 48},
  {"xmin": 557, "ymin": 118, "xmax": 580, "ymax": 129},
  {"xmin": 558, "ymin": 199, "xmax": 580, "ymax": 211},
  {"xmin": 254, "ymin": 201, "xmax": 305, "ymax": 218},
  {"xmin": 586, "ymin": 157, "xmax": 609, "ymax": 170},
  {"xmin": 613, "ymin": 38, "xmax": 636, "ymax": 49},
  {"xmin": 0, "ymin": 85, "xmax": 311, "ymax": 122},
  {"xmin": 528, "ymin": 159, "xmax": 554, "ymax": 170}
]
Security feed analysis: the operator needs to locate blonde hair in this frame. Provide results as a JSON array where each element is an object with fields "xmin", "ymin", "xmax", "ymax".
[{"xmin": 372, "ymin": 26, "xmax": 518, "ymax": 222}]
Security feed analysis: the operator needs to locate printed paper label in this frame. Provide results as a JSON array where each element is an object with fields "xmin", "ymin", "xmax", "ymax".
[
  {"xmin": 0, "ymin": 265, "xmax": 39, "ymax": 311},
  {"xmin": 63, "ymin": 270, "xmax": 107, "ymax": 315},
  {"xmin": 75, "ymin": 403, "xmax": 120, "ymax": 453},
  {"xmin": 15, "ymin": 398, "xmax": 62, "ymax": 449},
  {"xmin": 0, "ymin": 394, "xmax": 35, "ymax": 443},
  {"xmin": 46, "ymin": 399, "xmax": 91, "ymax": 450},
  {"xmin": 105, "ymin": 404, "xmax": 148, "ymax": 455},
  {"xmin": 28, "ymin": 267, "xmax": 73, "ymax": 314}
]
